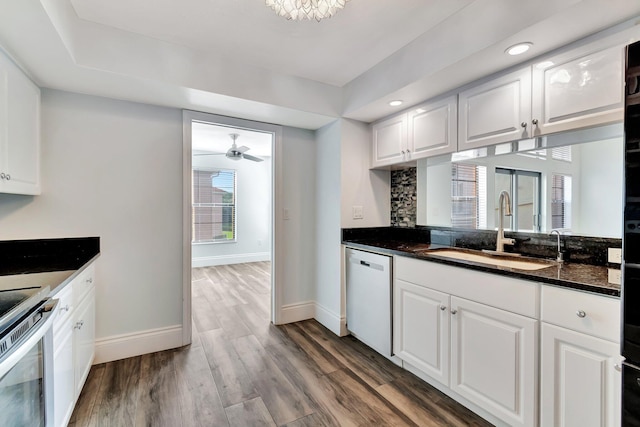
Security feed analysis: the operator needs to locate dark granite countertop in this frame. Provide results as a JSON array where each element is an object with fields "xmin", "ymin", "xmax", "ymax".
[
  {"xmin": 344, "ymin": 239, "xmax": 620, "ymax": 297},
  {"xmin": 0, "ymin": 237, "xmax": 100, "ymax": 296}
]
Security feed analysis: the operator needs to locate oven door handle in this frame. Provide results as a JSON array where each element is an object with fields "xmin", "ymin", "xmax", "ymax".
[{"xmin": 0, "ymin": 299, "xmax": 58, "ymax": 380}]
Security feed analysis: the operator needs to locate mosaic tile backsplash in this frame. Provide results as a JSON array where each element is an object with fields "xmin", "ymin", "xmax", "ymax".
[{"xmin": 390, "ymin": 168, "xmax": 417, "ymax": 227}]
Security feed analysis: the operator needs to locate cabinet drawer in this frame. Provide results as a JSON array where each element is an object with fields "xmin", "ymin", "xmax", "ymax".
[
  {"xmin": 396, "ymin": 256, "xmax": 539, "ymax": 318},
  {"xmin": 541, "ymin": 285, "xmax": 620, "ymax": 342},
  {"xmin": 53, "ymin": 284, "xmax": 73, "ymax": 336},
  {"xmin": 74, "ymin": 263, "xmax": 95, "ymax": 304}
]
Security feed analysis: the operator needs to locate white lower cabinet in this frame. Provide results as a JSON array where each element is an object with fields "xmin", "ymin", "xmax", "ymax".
[
  {"xmin": 540, "ymin": 323, "xmax": 621, "ymax": 427},
  {"xmin": 394, "ymin": 279, "xmax": 450, "ymax": 385},
  {"xmin": 53, "ymin": 319, "xmax": 74, "ymax": 427},
  {"xmin": 51, "ymin": 262, "xmax": 96, "ymax": 427},
  {"xmin": 450, "ymin": 297, "xmax": 537, "ymax": 427},
  {"xmin": 393, "ymin": 256, "xmax": 539, "ymax": 427},
  {"xmin": 391, "ymin": 255, "xmax": 622, "ymax": 427},
  {"xmin": 73, "ymin": 288, "xmax": 95, "ymax": 396},
  {"xmin": 540, "ymin": 285, "xmax": 621, "ymax": 427}
]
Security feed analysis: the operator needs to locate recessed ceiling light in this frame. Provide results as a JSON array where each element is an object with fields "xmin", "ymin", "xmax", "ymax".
[
  {"xmin": 389, "ymin": 100, "xmax": 403, "ymax": 107},
  {"xmin": 536, "ymin": 60, "xmax": 555, "ymax": 69},
  {"xmin": 505, "ymin": 42, "xmax": 533, "ymax": 56}
]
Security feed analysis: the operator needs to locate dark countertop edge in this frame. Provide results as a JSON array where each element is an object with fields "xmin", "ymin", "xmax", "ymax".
[
  {"xmin": 343, "ymin": 241, "xmax": 620, "ymax": 298},
  {"xmin": 48, "ymin": 254, "xmax": 100, "ymax": 297}
]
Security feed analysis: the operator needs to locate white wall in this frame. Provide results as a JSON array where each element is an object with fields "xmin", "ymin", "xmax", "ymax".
[
  {"xmin": 314, "ymin": 118, "xmax": 390, "ymax": 336},
  {"xmin": 280, "ymin": 127, "xmax": 317, "ymax": 307},
  {"xmin": 578, "ymin": 138, "xmax": 624, "ymax": 238},
  {"xmin": 191, "ymin": 155, "xmax": 271, "ymax": 267},
  {"xmin": 0, "ymin": 89, "xmax": 184, "ymax": 343},
  {"xmin": 314, "ymin": 120, "xmax": 343, "ymax": 334},
  {"xmin": 0, "ymin": 89, "xmax": 320, "ymax": 362},
  {"xmin": 340, "ymin": 118, "xmax": 390, "ymax": 228}
]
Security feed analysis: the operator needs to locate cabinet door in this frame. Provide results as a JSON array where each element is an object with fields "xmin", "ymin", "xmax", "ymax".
[
  {"xmin": 0, "ymin": 51, "xmax": 40, "ymax": 195},
  {"xmin": 458, "ymin": 67, "xmax": 532, "ymax": 150},
  {"xmin": 371, "ymin": 113, "xmax": 407, "ymax": 167},
  {"xmin": 74, "ymin": 288, "xmax": 95, "ymax": 397},
  {"xmin": 450, "ymin": 296, "xmax": 537, "ymax": 427},
  {"xmin": 407, "ymin": 95, "xmax": 457, "ymax": 160},
  {"xmin": 532, "ymin": 45, "xmax": 624, "ymax": 136},
  {"xmin": 393, "ymin": 279, "xmax": 450, "ymax": 386},
  {"xmin": 541, "ymin": 323, "xmax": 621, "ymax": 427},
  {"xmin": 53, "ymin": 323, "xmax": 75, "ymax": 427}
]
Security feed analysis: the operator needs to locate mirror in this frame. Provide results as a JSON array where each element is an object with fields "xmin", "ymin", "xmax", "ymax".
[{"xmin": 416, "ymin": 125, "xmax": 624, "ymax": 238}]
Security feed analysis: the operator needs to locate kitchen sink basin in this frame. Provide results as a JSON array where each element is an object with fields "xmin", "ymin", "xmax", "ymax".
[{"xmin": 427, "ymin": 249, "xmax": 555, "ymax": 271}]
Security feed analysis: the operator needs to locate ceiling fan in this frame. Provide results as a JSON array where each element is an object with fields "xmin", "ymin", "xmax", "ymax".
[{"xmin": 195, "ymin": 133, "xmax": 264, "ymax": 162}]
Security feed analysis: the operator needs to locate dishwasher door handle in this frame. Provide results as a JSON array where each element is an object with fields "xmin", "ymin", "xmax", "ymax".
[{"xmin": 351, "ymin": 257, "xmax": 384, "ymax": 271}]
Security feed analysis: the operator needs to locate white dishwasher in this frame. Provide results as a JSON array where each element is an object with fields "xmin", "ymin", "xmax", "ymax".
[{"xmin": 345, "ymin": 248, "xmax": 392, "ymax": 356}]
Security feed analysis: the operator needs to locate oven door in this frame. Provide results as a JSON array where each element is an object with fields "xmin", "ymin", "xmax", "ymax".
[{"xmin": 0, "ymin": 300, "xmax": 57, "ymax": 427}]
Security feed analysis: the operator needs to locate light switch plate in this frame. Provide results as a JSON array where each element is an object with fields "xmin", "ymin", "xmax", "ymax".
[
  {"xmin": 608, "ymin": 248, "xmax": 622, "ymax": 264},
  {"xmin": 352, "ymin": 206, "xmax": 363, "ymax": 220},
  {"xmin": 283, "ymin": 208, "xmax": 290, "ymax": 220}
]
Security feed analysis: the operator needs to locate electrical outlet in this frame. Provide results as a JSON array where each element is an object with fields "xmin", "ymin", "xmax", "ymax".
[
  {"xmin": 608, "ymin": 268, "xmax": 621, "ymax": 285},
  {"xmin": 352, "ymin": 206, "xmax": 363, "ymax": 220},
  {"xmin": 608, "ymin": 248, "xmax": 622, "ymax": 264}
]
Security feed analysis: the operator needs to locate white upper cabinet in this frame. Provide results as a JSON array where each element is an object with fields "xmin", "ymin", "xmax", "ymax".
[
  {"xmin": 371, "ymin": 113, "xmax": 407, "ymax": 167},
  {"xmin": 531, "ymin": 45, "xmax": 624, "ymax": 136},
  {"xmin": 458, "ymin": 67, "xmax": 532, "ymax": 150},
  {"xmin": 0, "ymin": 50, "xmax": 40, "ymax": 195},
  {"xmin": 407, "ymin": 95, "xmax": 457, "ymax": 160}
]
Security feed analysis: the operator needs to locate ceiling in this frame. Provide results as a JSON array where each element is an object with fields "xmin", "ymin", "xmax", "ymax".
[
  {"xmin": 192, "ymin": 122, "xmax": 272, "ymax": 157},
  {"xmin": 1, "ymin": 0, "xmax": 640, "ymax": 129}
]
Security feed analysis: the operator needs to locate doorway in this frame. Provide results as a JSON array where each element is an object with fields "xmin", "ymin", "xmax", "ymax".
[{"xmin": 182, "ymin": 111, "xmax": 283, "ymax": 346}]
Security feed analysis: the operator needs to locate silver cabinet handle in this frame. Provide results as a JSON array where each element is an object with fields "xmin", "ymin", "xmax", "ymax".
[
  {"xmin": 532, "ymin": 118, "xmax": 539, "ymax": 125},
  {"xmin": 615, "ymin": 364, "xmax": 622, "ymax": 372},
  {"xmin": 440, "ymin": 305, "xmax": 447, "ymax": 311},
  {"xmin": 0, "ymin": 173, "xmax": 5, "ymax": 180},
  {"xmin": 451, "ymin": 309, "xmax": 458, "ymax": 315},
  {"xmin": 576, "ymin": 310, "xmax": 586, "ymax": 318},
  {"xmin": 6, "ymin": 174, "xmax": 10, "ymax": 181},
  {"xmin": 63, "ymin": 304, "xmax": 70, "ymax": 312},
  {"xmin": 87, "ymin": 278, "xmax": 93, "ymax": 284},
  {"xmin": 521, "ymin": 122, "xmax": 527, "ymax": 128}
]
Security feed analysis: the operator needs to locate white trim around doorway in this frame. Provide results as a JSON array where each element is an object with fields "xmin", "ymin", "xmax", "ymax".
[{"xmin": 182, "ymin": 111, "xmax": 284, "ymax": 346}]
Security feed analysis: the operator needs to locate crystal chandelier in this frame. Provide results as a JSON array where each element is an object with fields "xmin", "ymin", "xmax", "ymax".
[{"xmin": 266, "ymin": 0, "xmax": 350, "ymax": 21}]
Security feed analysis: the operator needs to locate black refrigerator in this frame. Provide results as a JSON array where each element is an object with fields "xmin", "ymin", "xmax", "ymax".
[{"xmin": 623, "ymin": 40, "xmax": 640, "ymax": 426}]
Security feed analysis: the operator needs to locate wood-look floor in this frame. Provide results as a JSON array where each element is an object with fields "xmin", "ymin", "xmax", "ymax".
[{"xmin": 69, "ymin": 262, "xmax": 492, "ymax": 427}]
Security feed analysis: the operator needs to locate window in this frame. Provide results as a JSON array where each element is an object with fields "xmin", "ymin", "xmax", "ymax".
[
  {"xmin": 451, "ymin": 163, "xmax": 487, "ymax": 229},
  {"xmin": 551, "ymin": 174, "xmax": 572, "ymax": 230},
  {"xmin": 495, "ymin": 168, "xmax": 541, "ymax": 232},
  {"xmin": 192, "ymin": 169, "xmax": 236, "ymax": 243}
]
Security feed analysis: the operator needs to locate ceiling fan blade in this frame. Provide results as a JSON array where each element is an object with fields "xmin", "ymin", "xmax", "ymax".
[
  {"xmin": 194, "ymin": 152, "xmax": 226, "ymax": 156},
  {"xmin": 236, "ymin": 145, "xmax": 250, "ymax": 153},
  {"xmin": 242, "ymin": 154, "xmax": 264, "ymax": 162}
]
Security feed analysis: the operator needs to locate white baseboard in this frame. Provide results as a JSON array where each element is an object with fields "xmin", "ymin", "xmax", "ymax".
[
  {"xmin": 314, "ymin": 303, "xmax": 347, "ymax": 337},
  {"xmin": 278, "ymin": 301, "xmax": 315, "ymax": 324},
  {"xmin": 191, "ymin": 252, "xmax": 271, "ymax": 268},
  {"xmin": 94, "ymin": 325, "xmax": 183, "ymax": 364}
]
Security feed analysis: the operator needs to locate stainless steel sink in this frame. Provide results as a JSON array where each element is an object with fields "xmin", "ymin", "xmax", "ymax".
[{"xmin": 426, "ymin": 249, "xmax": 555, "ymax": 271}]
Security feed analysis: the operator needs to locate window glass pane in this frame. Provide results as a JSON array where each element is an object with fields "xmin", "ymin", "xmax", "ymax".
[
  {"xmin": 517, "ymin": 174, "xmax": 537, "ymax": 232},
  {"xmin": 551, "ymin": 174, "xmax": 572, "ymax": 230},
  {"xmin": 192, "ymin": 169, "xmax": 236, "ymax": 243}
]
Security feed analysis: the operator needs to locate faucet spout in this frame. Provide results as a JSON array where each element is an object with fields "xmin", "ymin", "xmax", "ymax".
[
  {"xmin": 496, "ymin": 191, "xmax": 515, "ymax": 252},
  {"xmin": 549, "ymin": 229, "xmax": 564, "ymax": 263}
]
